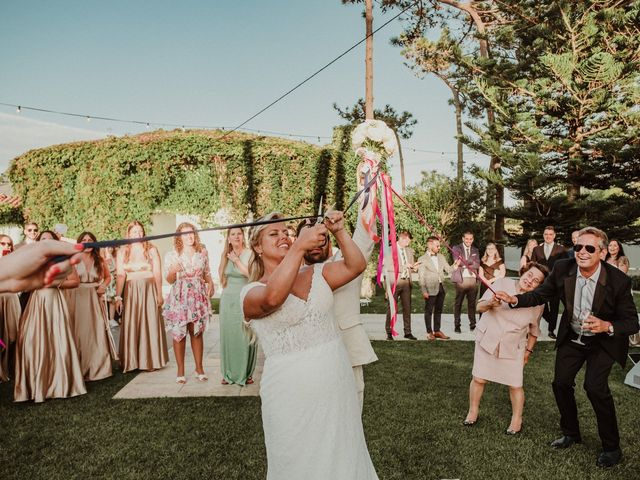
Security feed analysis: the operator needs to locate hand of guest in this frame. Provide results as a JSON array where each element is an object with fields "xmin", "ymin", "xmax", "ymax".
[
  {"xmin": 584, "ymin": 315, "xmax": 610, "ymax": 334},
  {"xmin": 524, "ymin": 350, "xmax": 532, "ymax": 365},
  {"xmin": 422, "ymin": 292, "xmax": 429, "ymax": 299},
  {"xmin": 324, "ymin": 210, "xmax": 345, "ymax": 234},
  {"xmin": 227, "ymin": 252, "xmax": 239, "ymax": 264},
  {"xmin": 206, "ymin": 283, "xmax": 214, "ymax": 298},
  {"xmin": 116, "ymin": 298, "xmax": 123, "ymax": 314},
  {"xmin": 157, "ymin": 296, "xmax": 164, "ymax": 308},
  {"xmin": 96, "ymin": 284, "xmax": 106, "ymax": 296},
  {"xmin": 0, "ymin": 240, "xmax": 85, "ymax": 293},
  {"xmin": 484, "ymin": 297, "xmax": 502, "ymax": 309},
  {"xmin": 494, "ymin": 291, "xmax": 516, "ymax": 305},
  {"xmin": 169, "ymin": 263, "xmax": 183, "ymax": 275}
]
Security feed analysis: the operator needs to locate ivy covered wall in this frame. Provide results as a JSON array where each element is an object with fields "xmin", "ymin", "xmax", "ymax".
[{"xmin": 8, "ymin": 128, "xmax": 358, "ymax": 238}]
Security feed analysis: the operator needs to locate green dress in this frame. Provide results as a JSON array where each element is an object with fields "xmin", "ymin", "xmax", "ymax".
[{"xmin": 219, "ymin": 250, "xmax": 257, "ymax": 385}]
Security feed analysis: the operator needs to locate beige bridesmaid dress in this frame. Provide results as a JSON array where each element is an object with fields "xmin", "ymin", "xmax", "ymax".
[
  {"xmin": 14, "ymin": 288, "xmax": 87, "ymax": 402},
  {"xmin": 119, "ymin": 261, "xmax": 168, "ymax": 373},
  {"xmin": 0, "ymin": 292, "xmax": 21, "ymax": 382},
  {"xmin": 71, "ymin": 261, "xmax": 118, "ymax": 381}
]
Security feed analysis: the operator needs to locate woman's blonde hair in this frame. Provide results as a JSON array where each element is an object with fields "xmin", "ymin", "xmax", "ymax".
[
  {"xmin": 247, "ymin": 212, "xmax": 284, "ymax": 282},
  {"xmin": 481, "ymin": 242, "xmax": 502, "ymax": 264},
  {"xmin": 219, "ymin": 227, "xmax": 246, "ymax": 288}
]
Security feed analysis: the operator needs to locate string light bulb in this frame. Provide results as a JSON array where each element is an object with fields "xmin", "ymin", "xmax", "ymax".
[
  {"xmin": 86, "ymin": 116, "xmax": 91, "ymax": 122},
  {"xmin": 146, "ymin": 122, "xmax": 150, "ymax": 129},
  {"xmin": 16, "ymin": 106, "xmax": 21, "ymax": 113}
]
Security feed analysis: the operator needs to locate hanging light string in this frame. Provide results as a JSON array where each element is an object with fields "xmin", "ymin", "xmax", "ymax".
[{"xmin": 3, "ymin": 101, "xmax": 478, "ymax": 155}]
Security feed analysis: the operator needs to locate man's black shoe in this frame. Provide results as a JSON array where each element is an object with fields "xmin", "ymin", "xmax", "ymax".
[
  {"xmin": 404, "ymin": 334, "xmax": 417, "ymax": 340},
  {"xmin": 549, "ymin": 331, "xmax": 557, "ymax": 339},
  {"xmin": 550, "ymin": 435, "xmax": 582, "ymax": 449},
  {"xmin": 386, "ymin": 334, "xmax": 394, "ymax": 341},
  {"xmin": 470, "ymin": 325, "xmax": 476, "ymax": 331},
  {"xmin": 596, "ymin": 449, "xmax": 622, "ymax": 468},
  {"xmin": 454, "ymin": 326, "xmax": 462, "ymax": 334}
]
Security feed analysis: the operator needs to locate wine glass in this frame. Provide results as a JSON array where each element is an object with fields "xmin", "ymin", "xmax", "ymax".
[{"xmin": 571, "ymin": 309, "xmax": 591, "ymax": 345}]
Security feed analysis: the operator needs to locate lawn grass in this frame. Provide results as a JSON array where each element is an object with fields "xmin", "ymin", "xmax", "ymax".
[{"xmin": 1, "ymin": 341, "xmax": 638, "ymax": 479}]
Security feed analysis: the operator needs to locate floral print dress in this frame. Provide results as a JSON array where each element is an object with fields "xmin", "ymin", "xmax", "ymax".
[{"xmin": 162, "ymin": 249, "xmax": 211, "ymax": 342}]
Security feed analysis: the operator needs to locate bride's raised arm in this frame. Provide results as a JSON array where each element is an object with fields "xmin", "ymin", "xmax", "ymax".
[
  {"xmin": 322, "ymin": 210, "xmax": 366, "ymax": 290},
  {"xmin": 242, "ymin": 220, "xmax": 328, "ymax": 319}
]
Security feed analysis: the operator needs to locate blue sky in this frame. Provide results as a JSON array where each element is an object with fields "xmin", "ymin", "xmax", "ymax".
[{"xmin": 0, "ymin": 0, "xmax": 487, "ymax": 187}]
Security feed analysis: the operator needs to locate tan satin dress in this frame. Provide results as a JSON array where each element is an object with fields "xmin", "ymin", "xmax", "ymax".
[
  {"xmin": 72, "ymin": 260, "xmax": 118, "ymax": 381},
  {"xmin": 119, "ymin": 261, "xmax": 169, "ymax": 373},
  {"xmin": 0, "ymin": 292, "xmax": 21, "ymax": 381},
  {"xmin": 14, "ymin": 288, "xmax": 87, "ymax": 402}
]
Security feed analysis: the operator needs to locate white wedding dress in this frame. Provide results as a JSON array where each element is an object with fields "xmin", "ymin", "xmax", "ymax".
[{"xmin": 241, "ymin": 264, "xmax": 378, "ymax": 480}]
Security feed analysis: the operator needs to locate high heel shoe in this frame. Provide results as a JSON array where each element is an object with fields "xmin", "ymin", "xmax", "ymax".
[
  {"xmin": 506, "ymin": 425, "xmax": 523, "ymax": 435},
  {"xmin": 176, "ymin": 376, "xmax": 187, "ymax": 385},
  {"xmin": 463, "ymin": 416, "xmax": 479, "ymax": 427},
  {"xmin": 194, "ymin": 371, "xmax": 208, "ymax": 382}
]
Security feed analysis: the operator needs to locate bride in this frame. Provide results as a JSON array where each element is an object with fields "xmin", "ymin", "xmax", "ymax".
[{"xmin": 241, "ymin": 211, "xmax": 378, "ymax": 479}]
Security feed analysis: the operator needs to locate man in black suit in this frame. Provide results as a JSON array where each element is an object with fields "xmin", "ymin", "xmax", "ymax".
[
  {"xmin": 496, "ymin": 227, "xmax": 639, "ymax": 469},
  {"xmin": 531, "ymin": 225, "xmax": 566, "ymax": 338}
]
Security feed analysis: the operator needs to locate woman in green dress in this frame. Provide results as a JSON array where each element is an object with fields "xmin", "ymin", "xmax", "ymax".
[{"xmin": 218, "ymin": 227, "xmax": 256, "ymax": 385}]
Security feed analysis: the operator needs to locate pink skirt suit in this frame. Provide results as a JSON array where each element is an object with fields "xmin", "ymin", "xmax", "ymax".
[{"xmin": 472, "ymin": 277, "xmax": 544, "ymax": 387}]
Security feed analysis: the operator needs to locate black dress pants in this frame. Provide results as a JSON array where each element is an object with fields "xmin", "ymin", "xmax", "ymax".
[
  {"xmin": 454, "ymin": 278, "xmax": 477, "ymax": 328},
  {"xmin": 386, "ymin": 278, "xmax": 412, "ymax": 335},
  {"xmin": 424, "ymin": 284, "xmax": 445, "ymax": 333},
  {"xmin": 543, "ymin": 296, "xmax": 560, "ymax": 333},
  {"xmin": 552, "ymin": 335, "xmax": 620, "ymax": 451}
]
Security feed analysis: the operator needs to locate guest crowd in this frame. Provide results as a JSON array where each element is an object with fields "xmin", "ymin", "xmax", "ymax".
[{"xmin": 0, "ymin": 220, "xmax": 258, "ymax": 402}]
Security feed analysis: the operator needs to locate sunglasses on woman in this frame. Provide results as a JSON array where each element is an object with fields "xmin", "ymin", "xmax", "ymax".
[
  {"xmin": 574, "ymin": 244, "xmax": 597, "ymax": 254},
  {"xmin": 0, "ymin": 241, "xmax": 12, "ymax": 247}
]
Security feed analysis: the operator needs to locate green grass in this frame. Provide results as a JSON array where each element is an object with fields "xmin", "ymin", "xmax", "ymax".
[{"xmin": 2, "ymin": 342, "xmax": 638, "ymax": 479}]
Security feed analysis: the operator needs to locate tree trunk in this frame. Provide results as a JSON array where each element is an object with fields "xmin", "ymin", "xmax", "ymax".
[
  {"xmin": 395, "ymin": 130, "xmax": 406, "ymax": 194},
  {"xmin": 365, "ymin": 0, "xmax": 374, "ymax": 119},
  {"xmin": 439, "ymin": 0, "xmax": 503, "ymax": 242},
  {"xmin": 438, "ymin": 74, "xmax": 464, "ymax": 181}
]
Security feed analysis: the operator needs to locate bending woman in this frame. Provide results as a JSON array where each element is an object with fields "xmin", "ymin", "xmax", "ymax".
[{"xmin": 464, "ymin": 261, "xmax": 548, "ymax": 434}]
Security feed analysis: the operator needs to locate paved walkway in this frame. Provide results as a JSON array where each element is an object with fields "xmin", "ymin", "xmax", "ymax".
[{"xmin": 113, "ymin": 313, "xmax": 556, "ymax": 400}]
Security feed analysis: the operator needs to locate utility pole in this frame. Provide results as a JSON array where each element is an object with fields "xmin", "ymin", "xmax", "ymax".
[{"xmin": 365, "ymin": 0, "xmax": 374, "ymax": 119}]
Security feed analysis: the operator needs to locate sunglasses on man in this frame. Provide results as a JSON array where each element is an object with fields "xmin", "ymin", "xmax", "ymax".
[{"xmin": 574, "ymin": 244, "xmax": 598, "ymax": 254}]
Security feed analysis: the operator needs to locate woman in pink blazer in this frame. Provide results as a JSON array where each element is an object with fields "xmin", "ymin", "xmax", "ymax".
[{"xmin": 463, "ymin": 261, "xmax": 549, "ymax": 434}]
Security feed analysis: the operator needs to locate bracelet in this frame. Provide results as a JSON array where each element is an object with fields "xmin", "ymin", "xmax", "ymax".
[
  {"xmin": 114, "ymin": 295, "xmax": 123, "ymax": 301},
  {"xmin": 526, "ymin": 348, "xmax": 533, "ymax": 353}
]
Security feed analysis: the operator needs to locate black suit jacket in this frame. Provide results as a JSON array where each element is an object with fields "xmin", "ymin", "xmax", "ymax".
[
  {"xmin": 514, "ymin": 259, "xmax": 639, "ymax": 366},
  {"xmin": 531, "ymin": 243, "xmax": 566, "ymax": 270}
]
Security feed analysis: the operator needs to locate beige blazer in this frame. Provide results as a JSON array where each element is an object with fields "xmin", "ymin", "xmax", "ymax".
[
  {"xmin": 383, "ymin": 245, "xmax": 415, "ymax": 282},
  {"xmin": 330, "ymin": 207, "xmax": 378, "ymax": 367},
  {"xmin": 417, "ymin": 253, "xmax": 454, "ymax": 296}
]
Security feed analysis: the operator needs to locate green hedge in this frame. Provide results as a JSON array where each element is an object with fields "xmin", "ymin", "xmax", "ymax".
[{"xmin": 8, "ymin": 128, "xmax": 359, "ymax": 238}]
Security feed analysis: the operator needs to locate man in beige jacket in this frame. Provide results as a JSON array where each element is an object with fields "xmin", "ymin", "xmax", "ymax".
[{"xmin": 417, "ymin": 236, "xmax": 458, "ymax": 340}]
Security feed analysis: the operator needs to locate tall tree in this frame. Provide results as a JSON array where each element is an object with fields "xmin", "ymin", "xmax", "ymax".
[
  {"xmin": 333, "ymin": 99, "xmax": 418, "ymax": 193},
  {"xmin": 400, "ymin": 28, "xmax": 467, "ymax": 180},
  {"xmin": 462, "ymin": 0, "xmax": 640, "ymax": 244}
]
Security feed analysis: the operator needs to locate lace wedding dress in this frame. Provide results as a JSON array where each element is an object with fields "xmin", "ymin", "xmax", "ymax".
[{"xmin": 241, "ymin": 264, "xmax": 378, "ymax": 479}]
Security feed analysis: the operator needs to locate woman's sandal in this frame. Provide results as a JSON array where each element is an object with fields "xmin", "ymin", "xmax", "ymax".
[
  {"xmin": 246, "ymin": 377, "xmax": 254, "ymax": 385},
  {"xmin": 194, "ymin": 371, "xmax": 208, "ymax": 382},
  {"xmin": 176, "ymin": 376, "xmax": 187, "ymax": 385},
  {"xmin": 221, "ymin": 378, "xmax": 229, "ymax": 385}
]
